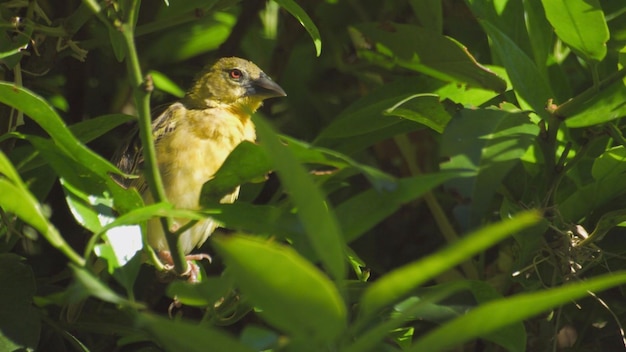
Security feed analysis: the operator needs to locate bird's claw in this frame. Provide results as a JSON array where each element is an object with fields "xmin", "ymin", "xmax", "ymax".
[{"xmin": 157, "ymin": 250, "xmax": 212, "ymax": 283}]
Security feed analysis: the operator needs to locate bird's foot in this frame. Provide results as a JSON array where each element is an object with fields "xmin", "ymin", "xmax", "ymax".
[{"xmin": 157, "ymin": 251, "xmax": 212, "ymax": 283}]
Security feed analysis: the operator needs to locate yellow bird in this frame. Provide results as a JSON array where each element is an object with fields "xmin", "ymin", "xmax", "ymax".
[{"xmin": 115, "ymin": 57, "xmax": 286, "ymax": 274}]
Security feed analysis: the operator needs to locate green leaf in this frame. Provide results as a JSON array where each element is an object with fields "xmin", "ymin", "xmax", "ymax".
[
  {"xmin": 0, "ymin": 254, "xmax": 39, "ymax": 352},
  {"xmin": 283, "ymin": 136, "xmax": 397, "ymax": 191},
  {"xmin": 564, "ymin": 79, "xmax": 626, "ymax": 127},
  {"xmin": 212, "ymin": 234, "xmax": 347, "ymax": 342},
  {"xmin": 142, "ymin": 11, "xmax": 235, "ymax": 64},
  {"xmin": 0, "ymin": 152, "xmax": 85, "ymax": 266},
  {"xmin": 410, "ymin": 271, "xmax": 626, "ymax": 351},
  {"xmin": 0, "ymin": 19, "xmax": 32, "ymax": 69},
  {"xmin": 396, "ymin": 281, "xmax": 525, "ymax": 352},
  {"xmin": 255, "ymin": 116, "xmax": 346, "ymax": 281},
  {"xmin": 479, "ymin": 20, "xmax": 553, "ymax": 116},
  {"xmin": 202, "ymin": 202, "xmax": 300, "ymax": 238},
  {"xmin": 337, "ymin": 173, "xmax": 460, "ymax": 243},
  {"xmin": 2, "ymin": 114, "xmax": 133, "ymax": 174},
  {"xmin": 166, "ymin": 276, "xmax": 233, "ymax": 307},
  {"xmin": 94, "ymin": 202, "xmax": 204, "ymax": 238},
  {"xmin": 358, "ymin": 210, "xmax": 542, "ymax": 319},
  {"xmin": 540, "ymin": 0, "xmax": 609, "ymax": 62},
  {"xmin": 62, "ymin": 178, "xmax": 105, "ymax": 233},
  {"xmin": 558, "ymin": 146, "xmax": 626, "ymax": 222},
  {"xmin": 107, "ymin": 25, "xmax": 127, "ymax": 62},
  {"xmin": 69, "ymin": 265, "xmax": 142, "ymax": 308},
  {"xmin": 69, "ymin": 114, "xmax": 135, "ymax": 143},
  {"xmin": 382, "ymin": 93, "xmax": 451, "ymax": 133},
  {"xmin": 149, "ymin": 70, "xmax": 185, "ymax": 98},
  {"xmin": 592, "ymin": 146, "xmax": 626, "ymax": 180},
  {"xmin": 94, "ymin": 244, "xmax": 143, "ymax": 294},
  {"xmin": 523, "ymin": 0, "xmax": 554, "ymax": 69},
  {"xmin": 352, "ymin": 22, "xmax": 506, "ymax": 92},
  {"xmin": 273, "ymin": 0, "xmax": 322, "ymax": 56},
  {"xmin": 200, "ymin": 141, "xmax": 270, "ymax": 204},
  {"xmin": 440, "ymin": 107, "xmax": 539, "ymax": 229},
  {"xmin": 0, "ymin": 83, "xmax": 122, "ymax": 178},
  {"xmin": 315, "ymin": 78, "xmax": 435, "ymax": 142},
  {"xmin": 136, "ymin": 313, "xmax": 254, "ymax": 352}
]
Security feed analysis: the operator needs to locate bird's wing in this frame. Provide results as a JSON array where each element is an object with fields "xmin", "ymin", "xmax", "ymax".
[{"xmin": 111, "ymin": 103, "xmax": 184, "ymax": 194}]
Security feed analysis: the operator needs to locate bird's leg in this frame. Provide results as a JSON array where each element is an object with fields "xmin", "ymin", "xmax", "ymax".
[{"xmin": 157, "ymin": 250, "xmax": 212, "ymax": 283}]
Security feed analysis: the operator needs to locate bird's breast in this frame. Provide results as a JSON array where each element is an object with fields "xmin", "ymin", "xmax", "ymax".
[{"xmin": 155, "ymin": 108, "xmax": 255, "ymax": 209}]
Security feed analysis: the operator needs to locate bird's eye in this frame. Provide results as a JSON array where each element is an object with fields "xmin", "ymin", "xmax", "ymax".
[{"xmin": 229, "ymin": 69, "xmax": 243, "ymax": 80}]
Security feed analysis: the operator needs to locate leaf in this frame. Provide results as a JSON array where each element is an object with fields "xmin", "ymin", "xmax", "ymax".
[
  {"xmin": 358, "ymin": 210, "xmax": 542, "ymax": 319},
  {"xmin": 202, "ymin": 138, "xmax": 396, "ymax": 203},
  {"xmin": 255, "ymin": 116, "xmax": 346, "ymax": 281},
  {"xmin": 440, "ymin": 107, "xmax": 539, "ymax": 230},
  {"xmin": 273, "ymin": 0, "xmax": 322, "ymax": 56},
  {"xmin": 136, "ymin": 313, "xmax": 254, "ymax": 352},
  {"xmin": 0, "ymin": 83, "xmax": 123, "ymax": 178},
  {"xmin": 2, "ymin": 114, "xmax": 133, "ymax": 174},
  {"xmin": 166, "ymin": 276, "xmax": 233, "ymax": 307},
  {"xmin": 397, "ymin": 281, "xmax": 526, "ymax": 352},
  {"xmin": 523, "ymin": 0, "xmax": 554, "ymax": 69},
  {"xmin": 352, "ymin": 22, "xmax": 506, "ymax": 92},
  {"xmin": 564, "ymin": 79, "xmax": 626, "ymax": 127},
  {"xmin": 62, "ymin": 178, "xmax": 105, "ymax": 233},
  {"xmin": 592, "ymin": 146, "xmax": 626, "ymax": 180},
  {"xmin": 142, "ymin": 12, "xmax": 236, "ymax": 64},
  {"xmin": 0, "ymin": 254, "xmax": 40, "ymax": 352},
  {"xmin": 540, "ymin": 0, "xmax": 609, "ymax": 62},
  {"xmin": 558, "ymin": 146, "xmax": 626, "ymax": 222},
  {"xmin": 149, "ymin": 70, "xmax": 185, "ymax": 98},
  {"xmin": 0, "ymin": 152, "xmax": 85, "ymax": 266},
  {"xmin": 410, "ymin": 271, "xmax": 626, "ymax": 351},
  {"xmin": 347, "ymin": 280, "xmax": 525, "ymax": 352},
  {"xmin": 212, "ymin": 234, "xmax": 347, "ymax": 342},
  {"xmin": 202, "ymin": 202, "xmax": 301, "ymax": 238},
  {"xmin": 71, "ymin": 114, "xmax": 136, "ymax": 142},
  {"xmin": 337, "ymin": 172, "xmax": 460, "ymax": 243},
  {"xmin": 315, "ymin": 77, "xmax": 436, "ymax": 143},
  {"xmin": 283, "ymin": 136, "xmax": 397, "ymax": 191},
  {"xmin": 479, "ymin": 20, "xmax": 553, "ymax": 117},
  {"xmin": 382, "ymin": 93, "xmax": 452, "ymax": 133},
  {"xmin": 69, "ymin": 265, "xmax": 142, "ymax": 308},
  {"xmin": 107, "ymin": 25, "xmax": 127, "ymax": 62},
  {"xmin": 200, "ymin": 141, "xmax": 270, "ymax": 204},
  {"xmin": 94, "ymin": 244, "xmax": 143, "ymax": 294}
]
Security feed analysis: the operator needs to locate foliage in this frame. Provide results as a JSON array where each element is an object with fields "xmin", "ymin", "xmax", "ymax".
[{"xmin": 2, "ymin": 0, "xmax": 626, "ymax": 351}]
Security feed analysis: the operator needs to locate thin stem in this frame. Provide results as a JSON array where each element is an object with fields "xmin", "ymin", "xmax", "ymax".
[
  {"xmin": 393, "ymin": 134, "xmax": 478, "ymax": 280},
  {"xmin": 119, "ymin": 24, "xmax": 187, "ymax": 274}
]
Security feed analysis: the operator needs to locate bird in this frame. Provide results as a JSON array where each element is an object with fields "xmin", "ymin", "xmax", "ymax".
[{"xmin": 114, "ymin": 57, "xmax": 286, "ymax": 277}]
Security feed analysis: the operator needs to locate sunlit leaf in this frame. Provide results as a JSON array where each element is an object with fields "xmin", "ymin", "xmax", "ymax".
[
  {"xmin": 213, "ymin": 234, "xmax": 347, "ymax": 343},
  {"xmin": 359, "ymin": 210, "xmax": 541, "ymax": 319},
  {"xmin": 541, "ymin": 0, "xmax": 609, "ymax": 62},
  {"xmin": 440, "ymin": 107, "xmax": 539, "ymax": 230},
  {"xmin": 273, "ymin": 0, "xmax": 322, "ymax": 56},
  {"xmin": 478, "ymin": 21, "xmax": 553, "ymax": 117},
  {"xmin": 255, "ymin": 116, "xmax": 346, "ymax": 281},
  {"xmin": 411, "ymin": 271, "xmax": 626, "ymax": 351},
  {"xmin": 136, "ymin": 313, "xmax": 253, "ymax": 352},
  {"xmin": 352, "ymin": 22, "xmax": 506, "ymax": 92}
]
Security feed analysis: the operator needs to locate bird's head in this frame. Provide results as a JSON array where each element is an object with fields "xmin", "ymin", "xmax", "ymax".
[{"xmin": 185, "ymin": 57, "xmax": 286, "ymax": 112}]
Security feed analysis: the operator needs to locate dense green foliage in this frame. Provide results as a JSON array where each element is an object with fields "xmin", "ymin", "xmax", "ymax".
[{"xmin": 2, "ymin": 0, "xmax": 626, "ymax": 351}]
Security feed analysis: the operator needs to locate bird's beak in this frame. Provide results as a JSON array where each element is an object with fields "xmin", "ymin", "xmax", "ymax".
[{"xmin": 247, "ymin": 72, "xmax": 287, "ymax": 99}]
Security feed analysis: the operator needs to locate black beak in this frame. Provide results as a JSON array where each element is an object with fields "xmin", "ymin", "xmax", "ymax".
[{"xmin": 248, "ymin": 72, "xmax": 287, "ymax": 99}]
